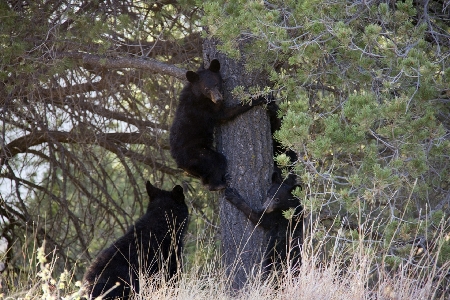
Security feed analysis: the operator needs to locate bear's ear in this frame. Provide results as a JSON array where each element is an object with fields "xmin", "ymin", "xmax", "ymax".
[
  {"xmin": 172, "ymin": 185, "xmax": 185, "ymax": 202},
  {"xmin": 271, "ymin": 171, "xmax": 282, "ymax": 184},
  {"xmin": 186, "ymin": 71, "xmax": 199, "ymax": 83},
  {"xmin": 146, "ymin": 180, "xmax": 158, "ymax": 198},
  {"xmin": 208, "ymin": 59, "xmax": 220, "ymax": 72}
]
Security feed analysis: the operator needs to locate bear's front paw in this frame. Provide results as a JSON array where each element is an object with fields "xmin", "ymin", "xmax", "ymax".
[
  {"xmin": 252, "ymin": 93, "xmax": 275, "ymax": 106},
  {"xmin": 251, "ymin": 97, "xmax": 265, "ymax": 106}
]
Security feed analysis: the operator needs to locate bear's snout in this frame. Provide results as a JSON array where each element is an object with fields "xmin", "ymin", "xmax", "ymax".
[
  {"xmin": 210, "ymin": 89, "xmax": 223, "ymax": 103},
  {"xmin": 262, "ymin": 198, "xmax": 275, "ymax": 213}
]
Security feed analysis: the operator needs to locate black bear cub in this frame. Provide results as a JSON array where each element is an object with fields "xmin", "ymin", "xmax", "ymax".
[
  {"xmin": 267, "ymin": 101, "xmax": 298, "ymax": 186},
  {"xmin": 225, "ymin": 172, "xmax": 303, "ymax": 273},
  {"xmin": 83, "ymin": 181, "xmax": 188, "ymax": 300},
  {"xmin": 170, "ymin": 59, "xmax": 265, "ymax": 191}
]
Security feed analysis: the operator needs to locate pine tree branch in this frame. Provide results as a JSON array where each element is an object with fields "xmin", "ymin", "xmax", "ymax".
[{"xmin": 55, "ymin": 52, "xmax": 187, "ymax": 80}]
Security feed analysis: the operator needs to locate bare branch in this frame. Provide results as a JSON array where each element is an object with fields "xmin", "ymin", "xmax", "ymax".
[
  {"xmin": 54, "ymin": 52, "xmax": 187, "ymax": 80},
  {"xmin": 0, "ymin": 131, "xmax": 174, "ymax": 173}
]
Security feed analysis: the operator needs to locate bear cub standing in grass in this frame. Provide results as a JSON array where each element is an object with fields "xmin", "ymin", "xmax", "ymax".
[
  {"xmin": 170, "ymin": 59, "xmax": 266, "ymax": 191},
  {"xmin": 83, "ymin": 181, "xmax": 188, "ymax": 300},
  {"xmin": 225, "ymin": 172, "xmax": 303, "ymax": 273}
]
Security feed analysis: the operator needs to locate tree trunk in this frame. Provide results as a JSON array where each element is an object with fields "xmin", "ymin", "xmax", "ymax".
[{"xmin": 203, "ymin": 40, "xmax": 273, "ymax": 290}]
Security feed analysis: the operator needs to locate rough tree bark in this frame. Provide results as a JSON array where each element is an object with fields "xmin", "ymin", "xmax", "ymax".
[{"xmin": 203, "ymin": 40, "xmax": 273, "ymax": 290}]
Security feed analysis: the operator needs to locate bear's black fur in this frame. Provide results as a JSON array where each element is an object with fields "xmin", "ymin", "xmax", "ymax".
[
  {"xmin": 170, "ymin": 59, "xmax": 265, "ymax": 191},
  {"xmin": 83, "ymin": 181, "xmax": 188, "ymax": 299},
  {"xmin": 224, "ymin": 172, "xmax": 302, "ymax": 273}
]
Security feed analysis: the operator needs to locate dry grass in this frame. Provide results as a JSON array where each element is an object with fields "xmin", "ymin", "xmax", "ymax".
[
  {"xmin": 2, "ymin": 238, "xmax": 449, "ymax": 300},
  {"xmin": 136, "ymin": 251, "xmax": 448, "ymax": 300}
]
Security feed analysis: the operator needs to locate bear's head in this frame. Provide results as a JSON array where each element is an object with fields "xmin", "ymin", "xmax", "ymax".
[
  {"xmin": 262, "ymin": 172, "xmax": 302, "ymax": 213},
  {"xmin": 186, "ymin": 59, "xmax": 223, "ymax": 104},
  {"xmin": 145, "ymin": 181, "xmax": 186, "ymax": 212}
]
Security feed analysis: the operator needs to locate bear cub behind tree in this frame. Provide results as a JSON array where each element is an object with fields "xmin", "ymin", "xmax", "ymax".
[
  {"xmin": 83, "ymin": 181, "xmax": 188, "ymax": 300},
  {"xmin": 267, "ymin": 101, "xmax": 298, "ymax": 186},
  {"xmin": 225, "ymin": 172, "xmax": 303, "ymax": 273},
  {"xmin": 170, "ymin": 59, "xmax": 266, "ymax": 191}
]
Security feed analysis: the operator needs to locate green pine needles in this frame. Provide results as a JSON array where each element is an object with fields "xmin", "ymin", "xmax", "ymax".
[{"xmin": 202, "ymin": 0, "xmax": 450, "ymax": 270}]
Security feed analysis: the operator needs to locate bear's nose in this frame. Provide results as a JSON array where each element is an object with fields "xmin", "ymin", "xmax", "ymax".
[{"xmin": 210, "ymin": 90, "xmax": 223, "ymax": 103}]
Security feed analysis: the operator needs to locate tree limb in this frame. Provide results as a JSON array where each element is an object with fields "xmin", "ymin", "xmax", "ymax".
[
  {"xmin": 55, "ymin": 52, "xmax": 187, "ymax": 80},
  {"xmin": 0, "ymin": 131, "xmax": 175, "ymax": 173}
]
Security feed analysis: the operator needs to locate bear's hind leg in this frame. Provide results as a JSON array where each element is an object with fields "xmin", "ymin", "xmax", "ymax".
[
  {"xmin": 179, "ymin": 148, "xmax": 227, "ymax": 190},
  {"xmin": 205, "ymin": 151, "xmax": 227, "ymax": 191}
]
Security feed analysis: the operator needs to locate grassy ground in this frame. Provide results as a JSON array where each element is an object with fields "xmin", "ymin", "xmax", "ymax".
[{"xmin": 2, "ymin": 239, "xmax": 449, "ymax": 300}]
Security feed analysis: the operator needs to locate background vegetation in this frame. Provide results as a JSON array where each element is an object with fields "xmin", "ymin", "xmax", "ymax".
[
  {"xmin": 203, "ymin": 0, "xmax": 450, "ymax": 273},
  {"xmin": 1, "ymin": 0, "xmax": 449, "ymax": 297},
  {"xmin": 0, "ymin": 0, "xmax": 220, "ymax": 281}
]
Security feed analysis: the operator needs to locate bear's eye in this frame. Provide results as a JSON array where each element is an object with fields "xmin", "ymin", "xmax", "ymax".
[{"xmin": 274, "ymin": 198, "xmax": 280, "ymax": 203}]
